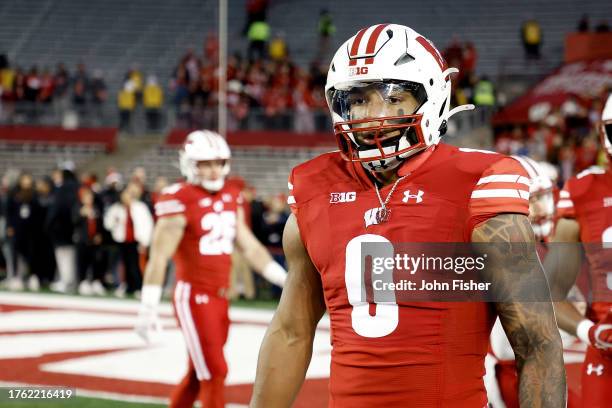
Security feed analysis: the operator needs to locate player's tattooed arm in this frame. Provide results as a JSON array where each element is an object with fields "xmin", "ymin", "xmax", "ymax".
[
  {"xmin": 472, "ymin": 214, "xmax": 566, "ymax": 408},
  {"xmin": 250, "ymin": 214, "xmax": 326, "ymax": 408}
]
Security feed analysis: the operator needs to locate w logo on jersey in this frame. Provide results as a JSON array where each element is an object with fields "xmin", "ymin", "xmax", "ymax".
[
  {"xmin": 402, "ymin": 190, "xmax": 424, "ymax": 204},
  {"xmin": 364, "ymin": 207, "xmax": 390, "ymax": 227}
]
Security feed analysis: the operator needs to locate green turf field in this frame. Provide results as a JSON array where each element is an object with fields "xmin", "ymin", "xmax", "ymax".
[{"xmin": 1, "ymin": 396, "xmax": 165, "ymax": 407}]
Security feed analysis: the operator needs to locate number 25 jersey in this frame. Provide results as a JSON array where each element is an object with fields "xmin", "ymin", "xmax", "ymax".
[
  {"xmin": 289, "ymin": 143, "xmax": 530, "ymax": 408},
  {"xmin": 154, "ymin": 182, "xmax": 242, "ymax": 293}
]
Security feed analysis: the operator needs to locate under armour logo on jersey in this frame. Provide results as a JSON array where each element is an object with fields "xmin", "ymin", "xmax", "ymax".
[
  {"xmin": 586, "ymin": 363, "xmax": 604, "ymax": 376},
  {"xmin": 330, "ymin": 192, "xmax": 356, "ymax": 203},
  {"xmin": 195, "ymin": 294, "xmax": 209, "ymax": 305},
  {"xmin": 402, "ymin": 190, "xmax": 424, "ymax": 204}
]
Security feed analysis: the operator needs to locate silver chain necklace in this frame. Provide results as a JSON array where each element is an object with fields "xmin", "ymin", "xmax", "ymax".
[{"xmin": 373, "ymin": 175, "xmax": 406, "ymax": 224}]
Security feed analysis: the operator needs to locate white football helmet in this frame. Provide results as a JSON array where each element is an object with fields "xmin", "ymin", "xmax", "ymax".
[
  {"xmin": 512, "ymin": 155, "xmax": 555, "ymax": 240},
  {"xmin": 326, "ymin": 24, "xmax": 474, "ymax": 172},
  {"xmin": 601, "ymin": 93, "xmax": 612, "ymax": 157},
  {"xmin": 179, "ymin": 130, "xmax": 231, "ymax": 192}
]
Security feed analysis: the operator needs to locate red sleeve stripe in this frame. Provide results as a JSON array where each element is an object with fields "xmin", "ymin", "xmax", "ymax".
[
  {"xmin": 287, "ymin": 195, "xmax": 296, "ymax": 205},
  {"xmin": 469, "ymin": 199, "xmax": 529, "ymax": 214},
  {"xmin": 557, "ymin": 199, "xmax": 574, "ymax": 209},
  {"xmin": 471, "ymin": 189, "xmax": 529, "ymax": 200},
  {"xmin": 476, "ymin": 174, "xmax": 530, "ymax": 186}
]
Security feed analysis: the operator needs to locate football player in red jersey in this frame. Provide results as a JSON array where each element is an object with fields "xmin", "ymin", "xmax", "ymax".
[
  {"xmin": 545, "ymin": 93, "xmax": 612, "ymax": 408},
  {"xmin": 134, "ymin": 130, "xmax": 287, "ymax": 408},
  {"xmin": 251, "ymin": 24, "xmax": 565, "ymax": 407}
]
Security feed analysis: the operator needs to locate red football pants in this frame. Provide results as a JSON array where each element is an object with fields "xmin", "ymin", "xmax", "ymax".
[
  {"xmin": 581, "ymin": 345, "xmax": 612, "ymax": 407},
  {"xmin": 170, "ymin": 280, "xmax": 230, "ymax": 408}
]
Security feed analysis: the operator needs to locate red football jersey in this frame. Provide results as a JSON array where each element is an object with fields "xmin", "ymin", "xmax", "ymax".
[
  {"xmin": 154, "ymin": 182, "xmax": 243, "ymax": 293},
  {"xmin": 557, "ymin": 166, "xmax": 612, "ymax": 322},
  {"xmin": 289, "ymin": 143, "xmax": 530, "ymax": 407}
]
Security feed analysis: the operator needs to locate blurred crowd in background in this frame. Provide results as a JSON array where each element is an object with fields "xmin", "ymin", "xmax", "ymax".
[
  {"xmin": 493, "ymin": 90, "xmax": 611, "ymax": 183},
  {"xmin": 0, "ymin": 165, "xmax": 288, "ymax": 300},
  {"xmin": 0, "ymin": 1, "xmax": 499, "ymax": 135}
]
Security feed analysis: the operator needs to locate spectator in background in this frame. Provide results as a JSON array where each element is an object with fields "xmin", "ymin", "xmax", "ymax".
[
  {"xmin": 73, "ymin": 187, "xmax": 106, "ymax": 296},
  {"xmin": 12, "ymin": 68, "xmax": 25, "ymax": 101},
  {"xmin": 103, "ymin": 183, "xmax": 153, "ymax": 296},
  {"xmin": 473, "ymin": 76, "xmax": 495, "ymax": 107},
  {"xmin": 34, "ymin": 177, "xmax": 56, "ymax": 286},
  {"xmin": 462, "ymin": 42, "xmax": 478, "ymax": 78},
  {"xmin": 53, "ymin": 62, "xmax": 70, "ymax": 116},
  {"xmin": 293, "ymin": 77, "xmax": 315, "ymax": 133},
  {"xmin": 90, "ymin": 69, "xmax": 108, "ymax": 125},
  {"xmin": 24, "ymin": 66, "xmax": 41, "ymax": 102},
  {"xmin": 0, "ymin": 57, "xmax": 16, "ymax": 121},
  {"xmin": 0, "ymin": 170, "xmax": 19, "ymax": 289},
  {"xmin": 521, "ymin": 18, "xmax": 542, "ymax": 59},
  {"xmin": 6, "ymin": 173, "xmax": 42, "ymax": 291},
  {"xmin": 143, "ymin": 75, "xmax": 163, "ymax": 132},
  {"xmin": 72, "ymin": 63, "xmax": 89, "ymax": 120},
  {"xmin": 259, "ymin": 194, "xmax": 288, "ymax": 297},
  {"xmin": 99, "ymin": 170, "xmax": 122, "ymax": 292},
  {"xmin": 126, "ymin": 65, "xmax": 144, "ymax": 103},
  {"xmin": 269, "ymin": 32, "xmax": 288, "ymax": 62},
  {"xmin": 38, "ymin": 68, "xmax": 55, "ymax": 104},
  {"xmin": 247, "ymin": 20, "xmax": 271, "ymax": 61},
  {"xmin": 443, "ymin": 36, "xmax": 463, "ymax": 71},
  {"xmin": 204, "ymin": 32, "xmax": 219, "ymax": 62},
  {"xmin": 577, "ymin": 14, "xmax": 590, "ymax": 32},
  {"xmin": 118, "ymin": 80, "xmax": 136, "ymax": 132},
  {"xmin": 317, "ymin": 9, "xmax": 335, "ymax": 61},
  {"xmin": 47, "ymin": 166, "xmax": 79, "ymax": 293},
  {"xmin": 130, "ymin": 166, "xmax": 153, "ymax": 211},
  {"xmin": 243, "ymin": 0, "xmax": 269, "ymax": 35},
  {"xmin": 595, "ymin": 20, "xmax": 610, "ymax": 33}
]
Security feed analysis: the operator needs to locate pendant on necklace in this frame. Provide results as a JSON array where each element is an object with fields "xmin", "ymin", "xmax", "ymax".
[{"xmin": 376, "ymin": 207, "xmax": 391, "ymax": 224}]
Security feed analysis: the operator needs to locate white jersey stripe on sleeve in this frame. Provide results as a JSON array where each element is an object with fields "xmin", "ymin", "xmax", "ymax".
[
  {"xmin": 559, "ymin": 190, "xmax": 570, "ymax": 199},
  {"xmin": 288, "ymin": 181, "xmax": 293, "ymax": 190},
  {"xmin": 471, "ymin": 189, "xmax": 530, "ymax": 200},
  {"xmin": 476, "ymin": 175, "xmax": 531, "ymax": 186},
  {"xmin": 557, "ymin": 200, "xmax": 574, "ymax": 209},
  {"xmin": 155, "ymin": 200, "xmax": 186, "ymax": 216},
  {"xmin": 287, "ymin": 195, "xmax": 296, "ymax": 205}
]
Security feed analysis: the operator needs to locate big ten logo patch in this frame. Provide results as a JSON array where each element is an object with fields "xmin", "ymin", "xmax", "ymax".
[{"xmin": 330, "ymin": 192, "xmax": 357, "ymax": 203}]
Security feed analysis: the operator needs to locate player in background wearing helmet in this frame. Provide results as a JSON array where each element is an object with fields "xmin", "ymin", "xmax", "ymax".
[
  {"xmin": 134, "ymin": 130, "xmax": 287, "ymax": 408},
  {"xmin": 251, "ymin": 24, "xmax": 564, "ymax": 407},
  {"xmin": 544, "ymin": 93, "xmax": 612, "ymax": 408}
]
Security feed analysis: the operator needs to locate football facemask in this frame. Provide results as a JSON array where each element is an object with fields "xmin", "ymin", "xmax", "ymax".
[{"xmin": 327, "ymin": 81, "xmax": 428, "ymax": 171}]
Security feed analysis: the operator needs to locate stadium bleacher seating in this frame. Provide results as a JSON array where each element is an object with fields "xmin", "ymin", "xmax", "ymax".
[{"xmin": 2, "ymin": 0, "xmax": 611, "ymax": 99}]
